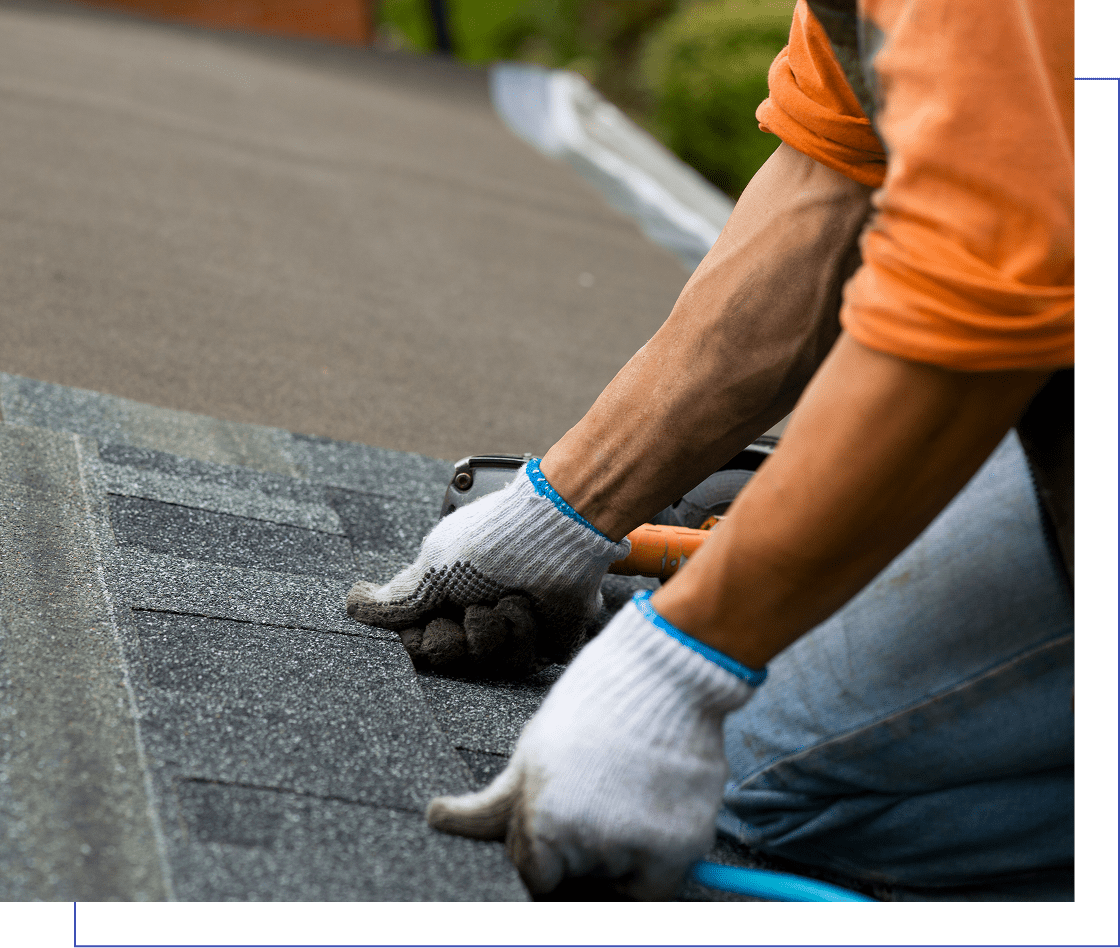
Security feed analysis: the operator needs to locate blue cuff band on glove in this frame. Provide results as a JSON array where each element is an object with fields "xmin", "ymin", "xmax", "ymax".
[
  {"xmin": 524, "ymin": 458, "xmax": 612, "ymax": 541},
  {"xmin": 632, "ymin": 589, "xmax": 768, "ymax": 686}
]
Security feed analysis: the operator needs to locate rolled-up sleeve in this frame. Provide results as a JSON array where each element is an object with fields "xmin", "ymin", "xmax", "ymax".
[
  {"xmin": 756, "ymin": 1, "xmax": 886, "ymax": 188},
  {"xmin": 756, "ymin": 0, "xmax": 1074, "ymax": 371}
]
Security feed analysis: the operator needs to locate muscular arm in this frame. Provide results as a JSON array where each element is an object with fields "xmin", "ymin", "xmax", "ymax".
[
  {"xmin": 541, "ymin": 143, "xmax": 1048, "ymax": 669},
  {"xmin": 652, "ymin": 332, "xmax": 1050, "ymax": 668},
  {"xmin": 540, "ymin": 143, "xmax": 874, "ymax": 540}
]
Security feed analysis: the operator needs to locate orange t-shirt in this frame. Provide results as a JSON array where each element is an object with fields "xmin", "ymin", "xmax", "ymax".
[{"xmin": 757, "ymin": 0, "xmax": 1073, "ymax": 371}]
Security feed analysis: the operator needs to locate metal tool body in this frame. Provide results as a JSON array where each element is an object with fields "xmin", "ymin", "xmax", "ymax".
[
  {"xmin": 441, "ymin": 453, "xmax": 534, "ymax": 517},
  {"xmin": 439, "ymin": 439, "xmax": 776, "ymax": 580}
]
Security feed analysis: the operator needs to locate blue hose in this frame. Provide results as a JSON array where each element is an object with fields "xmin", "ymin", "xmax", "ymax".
[{"xmin": 691, "ymin": 860, "xmax": 875, "ymax": 901}]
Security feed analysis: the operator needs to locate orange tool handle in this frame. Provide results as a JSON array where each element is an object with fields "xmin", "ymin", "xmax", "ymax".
[{"xmin": 608, "ymin": 523, "xmax": 711, "ymax": 581}]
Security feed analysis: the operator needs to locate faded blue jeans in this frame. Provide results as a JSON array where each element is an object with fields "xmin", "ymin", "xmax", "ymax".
[{"xmin": 717, "ymin": 432, "xmax": 1074, "ymax": 887}]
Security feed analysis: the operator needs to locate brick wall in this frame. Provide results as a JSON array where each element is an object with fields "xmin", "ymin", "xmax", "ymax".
[{"xmin": 77, "ymin": 1, "xmax": 375, "ymax": 45}]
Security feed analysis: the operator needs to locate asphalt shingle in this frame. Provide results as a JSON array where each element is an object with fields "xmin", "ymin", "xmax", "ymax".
[
  {"xmin": 324, "ymin": 485, "xmax": 442, "ymax": 584},
  {"xmin": 99, "ymin": 442, "xmax": 346, "ymax": 533},
  {"xmin": 108, "ymin": 495, "xmax": 356, "ymax": 579},
  {"xmin": 417, "ymin": 666, "xmax": 564, "ymax": 759},
  {"xmin": 0, "ymin": 376, "xmax": 540, "ymax": 900},
  {"xmin": 128, "ymin": 609, "xmax": 473, "ymax": 816},
  {"xmin": 130, "ymin": 611, "xmax": 412, "ymax": 701},
  {"xmin": 0, "ymin": 424, "xmax": 169, "ymax": 900},
  {"xmin": 0, "ymin": 371, "xmax": 1074, "ymax": 902},
  {"xmin": 171, "ymin": 782, "xmax": 523, "ymax": 901},
  {"xmin": 0, "ymin": 373, "xmax": 302, "ymax": 478},
  {"xmin": 108, "ymin": 549, "xmax": 361, "ymax": 637},
  {"xmin": 139, "ymin": 683, "xmax": 470, "ymax": 813},
  {"xmin": 288, "ymin": 433, "xmax": 452, "ymax": 505},
  {"xmin": 102, "ymin": 460, "xmax": 344, "ymax": 534}
]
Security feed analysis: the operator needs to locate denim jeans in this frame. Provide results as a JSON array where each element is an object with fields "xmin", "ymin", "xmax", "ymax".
[{"xmin": 717, "ymin": 432, "xmax": 1074, "ymax": 887}]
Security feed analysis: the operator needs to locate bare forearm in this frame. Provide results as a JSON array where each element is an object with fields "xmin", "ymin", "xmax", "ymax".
[
  {"xmin": 652, "ymin": 333, "xmax": 1050, "ymax": 668},
  {"xmin": 540, "ymin": 144, "xmax": 873, "ymax": 540}
]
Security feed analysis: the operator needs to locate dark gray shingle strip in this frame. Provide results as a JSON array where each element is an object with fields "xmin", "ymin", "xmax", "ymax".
[
  {"xmin": 116, "ymin": 573, "xmax": 530, "ymax": 898},
  {"xmin": 99, "ymin": 441, "xmax": 329, "ymax": 500},
  {"xmin": 169, "ymin": 781, "xmax": 527, "ymax": 901},
  {"xmin": 326, "ymin": 484, "xmax": 438, "ymax": 552},
  {"xmin": 99, "ymin": 445, "xmax": 443, "ymax": 584},
  {"xmin": 100, "ymin": 458, "xmax": 345, "ymax": 535},
  {"xmin": 138, "ymin": 686, "xmax": 472, "ymax": 813},
  {"xmin": 0, "ymin": 373, "xmax": 302, "ymax": 478},
  {"xmin": 108, "ymin": 548, "xmax": 368, "ymax": 636},
  {"xmin": 131, "ymin": 611, "xmax": 414, "ymax": 700},
  {"xmin": 0, "ymin": 423, "xmax": 170, "ymax": 900},
  {"xmin": 328, "ymin": 486, "xmax": 441, "ymax": 584},
  {"xmin": 108, "ymin": 495, "xmax": 356, "ymax": 579},
  {"xmin": 289, "ymin": 432, "xmax": 452, "ymax": 505},
  {"xmin": 417, "ymin": 666, "xmax": 563, "ymax": 757}
]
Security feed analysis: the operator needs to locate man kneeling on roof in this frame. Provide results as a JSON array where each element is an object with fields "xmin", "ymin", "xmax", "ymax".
[{"xmin": 348, "ymin": 0, "xmax": 1073, "ymax": 899}]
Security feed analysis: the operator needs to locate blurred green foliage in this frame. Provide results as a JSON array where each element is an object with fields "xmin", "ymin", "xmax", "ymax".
[
  {"xmin": 378, "ymin": 0, "xmax": 529, "ymax": 62},
  {"xmin": 377, "ymin": 0, "xmax": 795, "ymax": 197},
  {"xmin": 640, "ymin": 0, "xmax": 793, "ymax": 196},
  {"xmin": 485, "ymin": 1, "xmax": 679, "ymax": 118}
]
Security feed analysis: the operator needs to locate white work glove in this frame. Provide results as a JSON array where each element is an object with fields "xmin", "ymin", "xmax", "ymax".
[
  {"xmin": 426, "ymin": 590, "xmax": 766, "ymax": 899},
  {"xmin": 347, "ymin": 460, "xmax": 630, "ymax": 677}
]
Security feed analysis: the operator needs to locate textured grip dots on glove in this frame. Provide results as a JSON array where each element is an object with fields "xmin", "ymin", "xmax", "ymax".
[
  {"xmin": 346, "ymin": 561, "xmax": 506, "ymax": 630},
  {"xmin": 346, "ymin": 462, "xmax": 628, "ymax": 680}
]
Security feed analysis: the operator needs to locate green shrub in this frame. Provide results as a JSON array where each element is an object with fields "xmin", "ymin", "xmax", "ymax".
[
  {"xmin": 376, "ymin": 1, "xmax": 795, "ymax": 198},
  {"xmin": 488, "ymin": 0, "xmax": 680, "ymax": 115},
  {"xmin": 377, "ymin": 0, "xmax": 533, "ymax": 61},
  {"xmin": 376, "ymin": 0, "xmax": 430, "ymax": 52},
  {"xmin": 640, "ymin": 0, "xmax": 793, "ymax": 196}
]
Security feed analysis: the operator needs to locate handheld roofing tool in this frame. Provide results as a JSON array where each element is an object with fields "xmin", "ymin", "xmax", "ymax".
[{"xmin": 439, "ymin": 438, "xmax": 776, "ymax": 580}]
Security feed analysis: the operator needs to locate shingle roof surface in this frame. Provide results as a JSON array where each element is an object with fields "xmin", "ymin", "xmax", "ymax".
[
  {"xmin": 0, "ymin": 373, "xmax": 667, "ymax": 900},
  {"xmin": 0, "ymin": 376, "xmax": 508, "ymax": 896}
]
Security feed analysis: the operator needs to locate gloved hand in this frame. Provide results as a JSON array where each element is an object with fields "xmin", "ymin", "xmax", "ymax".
[
  {"xmin": 346, "ymin": 459, "xmax": 630, "ymax": 678},
  {"xmin": 425, "ymin": 590, "xmax": 766, "ymax": 899}
]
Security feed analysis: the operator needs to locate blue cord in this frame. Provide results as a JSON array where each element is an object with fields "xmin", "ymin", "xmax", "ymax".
[{"xmin": 691, "ymin": 860, "xmax": 875, "ymax": 902}]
